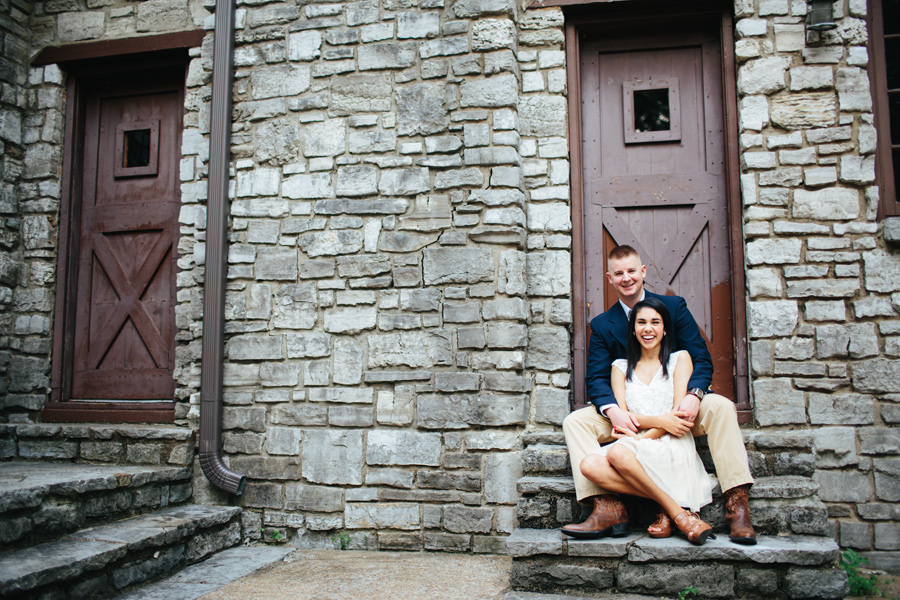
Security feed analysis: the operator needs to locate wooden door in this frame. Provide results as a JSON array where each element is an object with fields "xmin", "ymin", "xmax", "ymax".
[
  {"xmin": 70, "ymin": 74, "xmax": 182, "ymax": 400},
  {"xmin": 581, "ymin": 31, "xmax": 735, "ymax": 400}
]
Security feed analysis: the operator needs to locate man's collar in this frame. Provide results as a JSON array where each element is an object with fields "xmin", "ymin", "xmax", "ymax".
[{"xmin": 618, "ymin": 290, "xmax": 646, "ymax": 320}]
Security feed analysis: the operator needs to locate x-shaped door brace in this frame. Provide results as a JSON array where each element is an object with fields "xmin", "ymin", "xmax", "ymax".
[
  {"xmin": 600, "ymin": 202, "xmax": 712, "ymax": 294},
  {"xmin": 87, "ymin": 231, "xmax": 172, "ymax": 370}
]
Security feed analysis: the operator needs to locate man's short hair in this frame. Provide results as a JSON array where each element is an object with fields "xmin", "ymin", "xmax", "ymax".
[{"xmin": 608, "ymin": 244, "xmax": 640, "ymax": 262}]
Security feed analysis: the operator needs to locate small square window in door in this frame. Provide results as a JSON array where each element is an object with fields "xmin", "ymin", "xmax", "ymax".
[
  {"xmin": 623, "ymin": 78, "xmax": 681, "ymax": 144},
  {"xmin": 114, "ymin": 120, "xmax": 159, "ymax": 177}
]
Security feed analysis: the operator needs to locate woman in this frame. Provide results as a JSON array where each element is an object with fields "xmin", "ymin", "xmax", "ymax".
[{"xmin": 580, "ymin": 297, "xmax": 716, "ymax": 545}]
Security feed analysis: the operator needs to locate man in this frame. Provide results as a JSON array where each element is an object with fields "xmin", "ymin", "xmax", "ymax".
[{"xmin": 561, "ymin": 245, "xmax": 756, "ymax": 545}]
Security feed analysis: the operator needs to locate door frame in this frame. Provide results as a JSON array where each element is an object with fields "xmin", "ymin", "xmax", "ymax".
[
  {"xmin": 42, "ymin": 37, "xmax": 199, "ymax": 423},
  {"xmin": 564, "ymin": 1, "xmax": 750, "ymax": 421}
]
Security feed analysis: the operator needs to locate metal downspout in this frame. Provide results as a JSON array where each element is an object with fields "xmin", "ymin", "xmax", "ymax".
[{"xmin": 199, "ymin": 0, "xmax": 245, "ymax": 495}]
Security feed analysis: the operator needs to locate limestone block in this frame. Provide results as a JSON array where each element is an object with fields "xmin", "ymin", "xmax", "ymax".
[
  {"xmin": 747, "ymin": 268, "xmax": 783, "ymax": 297},
  {"xmin": 618, "ymin": 563, "xmax": 735, "ymax": 598},
  {"xmin": 265, "ymin": 427, "xmax": 303, "ymax": 456},
  {"xmin": 748, "ymin": 300, "xmax": 798, "ymax": 338},
  {"xmin": 459, "ymin": 74, "xmax": 517, "ymax": 108},
  {"xmin": 863, "ymin": 250, "xmax": 900, "ymax": 292},
  {"xmin": 298, "ymin": 231, "xmax": 363, "ymax": 258},
  {"xmin": 526, "ymin": 203, "xmax": 571, "ymax": 232},
  {"xmin": 397, "ymin": 83, "xmax": 449, "ymax": 136},
  {"xmin": 534, "ymin": 386, "xmax": 569, "ymax": 425},
  {"xmin": 359, "ymin": 41, "xmax": 417, "ymax": 70},
  {"xmin": 784, "ymin": 568, "xmax": 849, "ymax": 599},
  {"xmin": 485, "ymin": 322, "xmax": 527, "ymax": 348},
  {"xmin": 399, "ymin": 288, "xmax": 442, "ymax": 312},
  {"xmin": 793, "ymin": 187, "xmax": 859, "ymax": 220},
  {"xmin": 813, "ymin": 426, "xmax": 857, "ymax": 468},
  {"xmin": 323, "ymin": 306, "xmax": 376, "ymax": 334},
  {"xmin": 814, "ymin": 470, "xmax": 870, "ymax": 502},
  {"xmin": 735, "ymin": 18, "xmax": 767, "ymax": 37},
  {"xmin": 283, "ymin": 484, "xmax": 342, "ymax": 512},
  {"xmin": 497, "ymin": 250, "xmax": 527, "ymax": 296},
  {"xmin": 840, "ymin": 156, "xmax": 876, "ymax": 184},
  {"xmin": 282, "ymin": 173, "xmax": 333, "ymax": 200},
  {"xmin": 789, "ymin": 66, "xmax": 833, "ymax": 91},
  {"xmin": 256, "ymin": 248, "xmax": 299, "ymax": 281},
  {"xmin": 804, "ymin": 300, "xmax": 845, "ymax": 321},
  {"xmin": 367, "ymin": 330, "xmax": 452, "ymax": 367},
  {"xmin": 472, "ymin": 19, "xmax": 515, "ymax": 51},
  {"xmin": 836, "ymin": 67, "xmax": 872, "ymax": 112},
  {"xmin": 417, "ymin": 393, "xmax": 526, "ymax": 428},
  {"xmin": 377, "ymin": 168, "xmax": 429, "ymax": 196},
  {"xmin": 423, "ymin": 248, "xmax": 493, "ymax": 284},
  {"xmin": 435, "ymin": 372, "xmax": 481, "ymax": 391},
  {"xmin": 518, "ymin": 95, "xmax": 568, "ymax": 137},
  {"xmin": 397, "ymin": 11, "xmax": 440, "ymax": 39},
  {"xmin": 376, "ymin": 386, "xmax": 414, "ymax": 425},
  {"xmin": 740, "ymin": 96, "xmax": 770, "ymax": 131},
  {"xmin": 770, "ymin": 93, "xmax": 836, "ymax": 129},
  {"xmin": 851, "ymin": 359, "xmax": 900, "ymax": 393},
  {"xmin": 251, "ymin": 65, "xmax": 311, "ymax": 100},
  {"xmin": 860, "ymin": 427, "xmax": 900, "ymax": 455},
  {"xmin": 346, "ymin": 130, "xmax": 397, "ymax": 156},
  {"xmin": 774, "ymin": 23, "xmax": 805, "ymax": 51},
  {"xmin": 367, "ymin": 429, "xmax": 441, "ymax": 466},
  {"xmin": 483, "ymin": 297, "xmax": 527, "ymax": 321},
  {"xmin": 335, "ymin": 166, "xmax": 377, "ymax": 197},
  {"xmin": 452, "ymin": 0, "xmax": 514, "ymax": 17},
  {"xmin": 465, "ymin": 431, "xmax": 521, "ymax": 450},
  {"xmin": 329, "ymin": 75, "xmax": 392, "ymax": 115},
  {"xmin": 809, "ymin": 392, "xmax": 875, "ymax": 425},
  {"xmin": 302, "ymin": 429, "xmax": 364, "ymax": 484},
  {"xmin": 300, "ymin": 119, "xmax": 346, "ymax": 158},
  {"xmin": 526, "ymin": 251, "xmax": 570, "ymax": 297},
  {"xmin": 226, "ymin": 334, "xmax": 283, "ymax": 361},
  {"xmin": 57, "ymin": 11, "xmax": 105, "ymax": 41},
  {"xmin": 738, "ymin": 57, "xmax": 790, "ymax": 95},
  {"xmin": 525, "ymin": 326, "xmax": 569, "ymax": 371},
  {"xmin": 787, "ymin": 279, "xmax": 859, "ymax": 298},
  {"xmin": 346, "ymin": 503, "xmax": 420, "ymax": 530},
  {"xmin": 804, "ymin": 167, "xmax": 837, "ymax": 187},
  {"xmin": 753, "ymin": 378, "xmax": 806, "ymax": 426},
  {"xmin": 875, "ymin": 458, "xmax": 900, "ymax": 501},
  {"xmin": 332, "ymin": 339, "xmax": 363, "ymax": 385},
  {"xmin": 746, "ymin": 238, "xmax": 801, "ymax": 265}
]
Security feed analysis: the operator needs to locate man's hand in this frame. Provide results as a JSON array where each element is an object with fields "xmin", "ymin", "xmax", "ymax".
[
  {"xmin": 611, "ymin": 425, "xmax": 639, "ymax": 440},
  {"xmin": 606, "ymin": 405, "xmax": 640, "ymax": 433},
  {"xmin": 656, "ymin": 410, "xmax": 693, "ymax": 437},
  {"xmin": 675, "ymin": 393, "xmax": 701, "ymax": 424}
]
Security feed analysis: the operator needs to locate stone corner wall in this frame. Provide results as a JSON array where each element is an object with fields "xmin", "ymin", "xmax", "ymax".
[
  {"xmin": 171, "ymin": 0, "xmax": 574, "ymax": 550},
  {"xmin": 734, "ymin": 0, "xmax": 900, "ymax": 571}
]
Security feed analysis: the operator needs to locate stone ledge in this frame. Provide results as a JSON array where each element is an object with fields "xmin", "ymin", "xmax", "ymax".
[
  {"xmin": 0, "ymin": 504, "xmax": 241, "ymax": 595},
  {"xmin": 517, "ymin": 476, "xmax": 575, "ymax": 495},
  {"xmin": 507, "ymin": 527, "xmax": 839, "ymax": 566},
  {"xmin": 9, "ymin": 424, "xmax": 193, "ymax": 441}
]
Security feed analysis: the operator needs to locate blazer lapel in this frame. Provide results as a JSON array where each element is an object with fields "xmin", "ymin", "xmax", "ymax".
[{"xmin": 608, "ymin": 303, "xmax": 629, "ymax": 357}]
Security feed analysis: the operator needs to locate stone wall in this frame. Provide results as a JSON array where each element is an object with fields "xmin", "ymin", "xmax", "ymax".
[
  {"xmin": 173, "ymin": 0, "xmax": 572, "ymax": 550},
  {"xmin": 735, "ymin": 0, "xmax": 900, "ymax": 571}
]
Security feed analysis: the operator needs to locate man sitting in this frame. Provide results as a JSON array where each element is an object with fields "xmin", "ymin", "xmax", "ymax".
[{"xmin": 561, "ymin": 245, "xmax": 756, "ymax": 545}]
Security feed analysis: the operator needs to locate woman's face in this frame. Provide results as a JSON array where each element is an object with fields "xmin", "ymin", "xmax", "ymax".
[{"xmin": 634, "ymin": 307, "xmax": 665, "ymax": 351}]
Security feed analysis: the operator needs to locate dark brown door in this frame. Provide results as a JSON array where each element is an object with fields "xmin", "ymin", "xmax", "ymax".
[
  {"xmin": 581, "ymin": 31, "xmax": 736, "ymax": 399},
  {"xmin": 71, "ymin": 75, "xmax": 181, "ymax": 400}
]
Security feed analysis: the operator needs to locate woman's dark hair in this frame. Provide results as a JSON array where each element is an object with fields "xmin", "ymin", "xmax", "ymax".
[{"xmin": 625, "ymin": 297, "xmax": 674, "ymax": 381}]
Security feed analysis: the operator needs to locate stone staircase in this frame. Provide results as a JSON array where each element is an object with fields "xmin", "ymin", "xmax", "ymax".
[
  {"xmin": 508, "ymin": 432, "xmax": 849, "ymax": 599},
  {"xmin": 0, "ymin": 423, "xmax": 246, "ymax": 599}
]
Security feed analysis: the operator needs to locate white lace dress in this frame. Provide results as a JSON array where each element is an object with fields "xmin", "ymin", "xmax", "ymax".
[{"xmin": 592, "ymin": 350, "xmax": 715, "ymax": 512}]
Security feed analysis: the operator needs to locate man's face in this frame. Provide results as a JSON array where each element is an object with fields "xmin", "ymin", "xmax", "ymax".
[{"xmin": 606, "ymin": 254, "xmax": 646, "ymax": 304}]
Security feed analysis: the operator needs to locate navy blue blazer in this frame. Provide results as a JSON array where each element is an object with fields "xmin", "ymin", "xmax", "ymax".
[{"xmin": 584, "ymin": 291, "xmax": 714, "ymax": 413}]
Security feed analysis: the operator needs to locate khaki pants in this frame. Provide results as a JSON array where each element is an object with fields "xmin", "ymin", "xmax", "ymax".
[{"xmin": 562, "ymin": 394, "xmax": 753, "ymax": 503}]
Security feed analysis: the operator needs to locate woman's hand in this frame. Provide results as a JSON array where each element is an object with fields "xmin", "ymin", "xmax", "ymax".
[
  {"xmin": 656, "ymin": 410, "xmax": 693, "ymax": 437},
  {"xmin": 611, "ymin": 425, "xmax": 640, "ymax": 440}
]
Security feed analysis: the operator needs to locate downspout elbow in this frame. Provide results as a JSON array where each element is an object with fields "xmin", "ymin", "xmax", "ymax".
[{"xmin": 199, "ymin": 439, "xmax": 245, "ymax": 495}]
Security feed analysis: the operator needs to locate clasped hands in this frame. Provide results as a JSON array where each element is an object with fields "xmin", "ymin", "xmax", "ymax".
[{"xmin": 607, "ymin": 396, "xmax": 698, "ymax": 439}]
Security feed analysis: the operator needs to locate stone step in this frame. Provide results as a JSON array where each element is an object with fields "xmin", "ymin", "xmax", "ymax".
[
  {"xmin": 507, "ymin": 527, "xmax": 848, "ymax": 599},
  {"xmin": 0, "ymin": 423, "xmax": 195, "ymax": 467},
  {"xmin": 0, "ymin": 462, "xmax": 192, "ymax": 552},
  {"xmin": 516, "ymin": 475, "xmax": 831, "ymax": 537},
  {"xmin": 0, "ymin": 503, "xmax": 242, "ymax": 599}
]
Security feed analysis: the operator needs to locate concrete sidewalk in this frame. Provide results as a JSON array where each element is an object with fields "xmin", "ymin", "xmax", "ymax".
[{"xmin": 127, "ymin": 545, "xmax": 668, "ymax": 600}]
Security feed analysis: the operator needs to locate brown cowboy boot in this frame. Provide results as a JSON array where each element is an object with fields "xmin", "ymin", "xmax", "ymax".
[
  {"xmin": 561, "ymin": 494, "xmax": 629, "ymax": 539},
  {"xmin": 725, "ymin": 484, "xmax": 757, "ymax": 545}
]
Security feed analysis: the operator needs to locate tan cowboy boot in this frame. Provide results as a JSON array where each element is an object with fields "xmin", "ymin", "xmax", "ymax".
[
  {"xmin": 561, "ymin": 494, "xmax": 629, "ymax": 539},
  {"xmin": 725, "ymin": 484, "xmax": 757, "ymax": 545}
]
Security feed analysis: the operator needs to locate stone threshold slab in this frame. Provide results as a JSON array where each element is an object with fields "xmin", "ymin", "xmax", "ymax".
[
  {"xmin": 0, "ymin": 462, "xmax": 191, "ymax": 512},
  {"xmin": 507, "ymin": 528, "xmax": 838, "ymax": 565},
  {"xmin": 4, "ymin": 423, "xmax": 193, "ymax": 440},
  {"xmin": 0, "ymin": 504, "xmax": 240, "ymax": 594}
]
